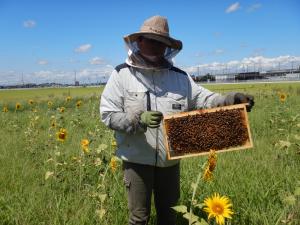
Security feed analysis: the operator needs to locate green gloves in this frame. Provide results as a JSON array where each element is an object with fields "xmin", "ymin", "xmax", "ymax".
[{"xmin": 140, "ymin": 111, "xmax": 163, "ymax": 128}]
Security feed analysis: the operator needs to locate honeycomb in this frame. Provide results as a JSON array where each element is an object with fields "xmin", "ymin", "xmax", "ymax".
[{"xmin": 164, "ymin": 108, "xmax": 250, "ymax": 157}]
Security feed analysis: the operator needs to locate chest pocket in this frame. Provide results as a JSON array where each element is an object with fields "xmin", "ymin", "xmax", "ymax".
[
  {"xmin": 124, "ymin": 91, "xmax": 147, "ymax": 113},
  {"xmin": 158, "ymin": 92, "xmax": 187, "ymax": 115}
]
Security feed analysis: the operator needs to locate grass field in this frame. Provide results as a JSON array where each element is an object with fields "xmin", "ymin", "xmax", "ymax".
[
  {"xmin": 0, "ymin": 86, "xmax": 105, "ymax": 102},
  {"xmin": 0, "ymin": 82, "xmax": 300, "ymax": 225}
]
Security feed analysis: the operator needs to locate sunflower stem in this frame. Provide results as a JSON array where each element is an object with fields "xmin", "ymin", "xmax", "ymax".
[{"xmin": 189, "ymin": 163, "xmax": 206, "ymax": 225}]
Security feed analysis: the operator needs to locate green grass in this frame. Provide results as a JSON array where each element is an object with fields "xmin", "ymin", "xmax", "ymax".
[
  {"xmin": 0, "ymin": 86, "xmax": 104, "ymax": 103},
  {"xmin": 0, "ymin": 82, "xmax": 299, "ymax": 225}
]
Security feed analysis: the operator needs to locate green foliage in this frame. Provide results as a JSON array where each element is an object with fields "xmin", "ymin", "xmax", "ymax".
[{"xmin": 0, "ymin": 82, "xmax": 300, "ymax": 224}]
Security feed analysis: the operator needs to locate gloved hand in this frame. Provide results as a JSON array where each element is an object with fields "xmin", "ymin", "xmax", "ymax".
[
  {"xmin": 140, "ymin": 111, "xmax": 163, "ymax": 128},
  {"xmin": 224, "ymin": 92, "xmax": 255, "ymax": 112}
]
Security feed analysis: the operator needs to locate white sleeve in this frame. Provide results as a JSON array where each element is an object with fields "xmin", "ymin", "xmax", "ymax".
[
  {"xmin": 100, "ymin": 69, "xmax": 146, "ymax": 133},
  {"xmin": 100, "ymin": 70, "xmax": 124, "ymax": 126}
]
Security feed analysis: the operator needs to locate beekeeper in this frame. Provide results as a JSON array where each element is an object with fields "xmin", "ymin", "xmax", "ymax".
[{"xmin": 100, "ymin": 15, "xmax": 254, "ymax": 225}]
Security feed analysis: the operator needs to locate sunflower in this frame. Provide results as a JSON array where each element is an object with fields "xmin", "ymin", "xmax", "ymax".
[
  {"xmin": 203, "ymin": 193, "xmax": 234, "ymax": 225},
  {"xmin": 3, "ymin": 106, "xmax": 8, "ymax": 112},
  {"xmin": 203, "ymin": 167, "xmax": 213, "ymax": 181},
  {"xmin": 51, "ymin": 120, "xmax": 56, "ymax": 128},
  {"xmin": 109, "ymin": 157, "xmax": 118, "ymax": 172},
  {"xmin": 279, "ymin": 93, "xmax": 287, "ymax": 103},
  {"xmin": 28, "ymin": 99, "xmax": 34, "ymax": 105},
  {"xmin": 203, "ymin": 150, "xmax": 217, "ymax": 181},
  {"xmin": 59, "ymin": 107, "xmax": 65, "ymax": 113},
  {"xmin": 15, "ymin": 102, "xmax": 21, "ymax": 110},
  {"xmin": 81, "ymin": 139, "xmax": 90, "ymax": 153},
  {"xmin": 111, "ymin": 140, "xmax": 117, "ymax": 149},
  {"xmin": 48, "ymin": 101, "xmax": 53, "ymax": 108},
  {"xmin": 76, "ymin": 100, "xmax": 82, "ymax": 108},
  {"xmin": 56, "ymin": 128, "xmax": 67, "ymax": 142},
  {"xmin": 66, "ymin": 96, "xmax": 72, "ymax": 102},
  {"xmin": 208, "ymin": 149, "xmax": 217, "ymax": 171}
]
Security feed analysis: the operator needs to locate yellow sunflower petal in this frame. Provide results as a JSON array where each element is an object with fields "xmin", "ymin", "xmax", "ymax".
[{"xmin": 203, "ymin": 193, "xmax": 234, "ymax": 225}]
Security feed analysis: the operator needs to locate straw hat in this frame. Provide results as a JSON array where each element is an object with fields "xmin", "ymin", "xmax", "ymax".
[{"xmin": 124, "ymin": 15, "xmax": 182, "ymax": 50}]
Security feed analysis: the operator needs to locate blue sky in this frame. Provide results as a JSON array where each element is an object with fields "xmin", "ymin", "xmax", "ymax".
[{"xmin": 1, "ymin": 0, "xmax": 300, "ymax": 84}]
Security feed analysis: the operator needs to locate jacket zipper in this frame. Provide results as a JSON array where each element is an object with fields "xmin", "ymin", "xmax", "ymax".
[{"xmin": 151, "ymin": 71, "xmax": 159, "ymax": 167}]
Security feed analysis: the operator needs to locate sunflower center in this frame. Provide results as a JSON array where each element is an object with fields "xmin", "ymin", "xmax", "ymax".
[
  {"xmin": 59, "ymin": 133, "xmax": 66, "ymax": 139},
  {"xmin": 212, "ymin": 203, "xmax": 224, "ymax": 214}
]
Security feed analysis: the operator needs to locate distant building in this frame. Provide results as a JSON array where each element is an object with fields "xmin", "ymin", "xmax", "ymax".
[
  {"xmin": 193, "ymin": 73, "xmax": 216, "ymax": 82},
  {"xmin": 75, "ymin": 81, "xmax": 80, "ymax": 86},
  {"xmin": 235, "ymin": 72, "xmax": 264, "ymax": 80}
]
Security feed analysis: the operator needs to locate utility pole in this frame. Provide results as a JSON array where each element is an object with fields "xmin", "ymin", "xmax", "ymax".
[
  {"xmin": 259, "ymin": 60, "xmax": 262, "ymax": 72},
  {"xmin": 21, "ymin": 72, "xmax": 24, "ymax": 86}
]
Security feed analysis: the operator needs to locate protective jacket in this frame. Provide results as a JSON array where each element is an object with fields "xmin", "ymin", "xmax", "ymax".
[{"xmin": 100, "ymin": 63, "xmax": 226, "ymax": 167}]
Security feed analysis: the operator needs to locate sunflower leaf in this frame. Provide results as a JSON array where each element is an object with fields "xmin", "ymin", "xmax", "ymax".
[
  {"xmin": 198, "ymin": 218, "xmax": 209, "ymax": 225},
  {"xmin": 194, "ymin": 203, "xmax": 204, "ymax": 209},
  {"xmin": 98, "ymin": 194, "xmax": 107, "ymax": 203},
  {"xmin": 278, "ymin": 140, "xmax": 291, "ymax": 149},
  {"xmin": 45, "ymin": 171, "xmax": 54, "ymax": 180},
  {"xmin": 183, "ymin": 212, "xmax": 199, "ymax": 223},
  {"xmin": 172, "ymin": 205, "xmax": 187, "ymax": 213},
  {"xmin": 95, "ymin": 209, "xmax": 106, "ymax": 220}
]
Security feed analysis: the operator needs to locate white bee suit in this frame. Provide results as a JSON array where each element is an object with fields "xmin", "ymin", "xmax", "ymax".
[{"xmin": 100, "ymin": 61, "xmax": 226, "ymax": 167}]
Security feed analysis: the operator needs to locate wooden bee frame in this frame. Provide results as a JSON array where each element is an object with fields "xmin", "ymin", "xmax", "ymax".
[{"xmin": 163, "ymin": 104, "xmax": 253, "ymax": 160}]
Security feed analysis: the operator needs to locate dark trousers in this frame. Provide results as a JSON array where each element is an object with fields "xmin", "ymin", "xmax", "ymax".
[{"xmin": 123, "ymin": 161, "xmax": 180, "ymax": 225}]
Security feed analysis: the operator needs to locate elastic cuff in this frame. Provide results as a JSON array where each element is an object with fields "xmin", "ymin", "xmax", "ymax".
[{"xmin": 137, "ymin": 120, "xmax": 147, "ymax": 132}]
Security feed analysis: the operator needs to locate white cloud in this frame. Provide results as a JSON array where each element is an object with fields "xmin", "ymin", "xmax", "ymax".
[
  {"xmin": 33, "ymin": 70, "xmax": 53, "ymax": 78},
  {"xmin": 247, "ymin": 3, "xmax": 262, "ymax": 12},
  {"xmin": 90, "ymin": 57, "xmax": 105, "ymax": 65},
  {"xmin": 213, "ymin": 49, "xmax": 225, "ymax": 55},
  {"xmin": 0, "ymin": 64, "xmax": 114, "ymax": 85},
  {"xmin": 37, "ymin": 60, "xmax": 48, "ymax": 65},
  {"xmin": 226, "ymin": 2, "xmax": 241, "ymax": 13},
  {"xmin": 1, "ymin": 56, "xmax": 300, "ymax": 85},
  {"xmin": 74, "ymin": 44, "xmax": 92, "ymax": 53},
  {"xmin": 23, "ymin": 20, "xmax": 36, "ymax": 28},
  {"xmin": 185, "ymin": 55, "xmax": 300, "ymax": 75}
]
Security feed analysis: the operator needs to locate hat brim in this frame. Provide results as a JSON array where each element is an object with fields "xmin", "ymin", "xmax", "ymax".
[{"xmin": 124, "ymin": 32, "xmax": 182, "ymax": 50}]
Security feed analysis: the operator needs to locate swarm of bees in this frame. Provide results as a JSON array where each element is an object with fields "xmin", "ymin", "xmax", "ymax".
[{"xmin": 164, "ymin": 107, "xmax": 250, "ymax": 158}]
